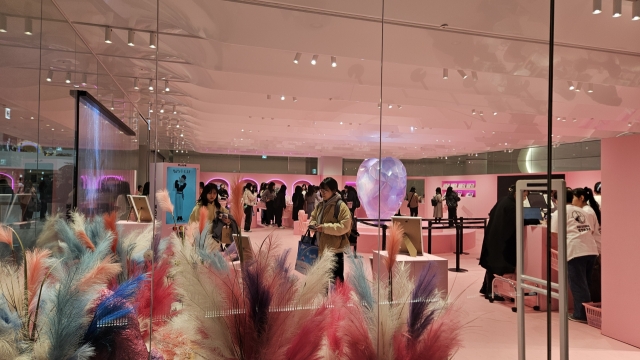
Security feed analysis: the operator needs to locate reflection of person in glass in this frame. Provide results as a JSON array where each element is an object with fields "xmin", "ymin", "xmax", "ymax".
[{"xmin": 174, "ymin": 175, "xmax": 187, "ymax": 221}]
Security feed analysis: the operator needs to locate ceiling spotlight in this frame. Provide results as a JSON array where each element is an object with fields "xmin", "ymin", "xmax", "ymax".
[
  {"xmin": 562, "ymin": 117, "xmax": 566, "ymax": 122},
  {"xmin": 331, "ymin": 56, "xmax": 337, "ymax": 67},
  {"xmin": 293, "ymin": 52, "xmax": 301, "ymax": 64},
  {"xmin": 81, "ymin": 73, "xmax": 87, "ymax": 86},
  {"xmin": 180, "ymin": 133, "xmax": 184, "ymax": 137},
  {"xmin": 557, "ymin": 116, "xmax": 561, "ymax": 121},
  {"xmin": 133, "ymin": 78, "xmax": 139, "ymax": 90},
  {"xmin": 267, "ymin": 94, "xmax": 271, "ymax": 100},
  {"xmin": 172, "ymin": 105, "xmax": 177, "ymax": 114},
  {"xmin": 164, "ymin": 81, "xmax": 170, "ymax": 92},
  {"xmin": 575, "ymin": 82, "xmax": 582, "ymax": 92},
  {"xmin": 159, "ymin": 105, "xmax": 164, "ymax": 113},
  {"xmin": 110, "ymin": 100, "xmax": 115, "ymax": 110},
  {"xmin": 0, "ymin": 14, "xmax": 7, "ymax": 33},
  {"xmin": 587, "ymin": 83, "xmax": 594, "ymax": 93},
  {"xmin": 148, "ymin": 79, "xmax": 154, "ymax": 91},
  {"xmin": 633, "ymin": 0, "xmax": 640, "ymax": 20},
  {"xmin": 472, "ymin": 109, "xmax": 476, "ymax": 115},
  {"xmin": 397, "ymin": 105, "xmax": 402, "ymax": 109},
  {"xmin": 280, "ymin": 95, "xmax": 285, "ymax": 100},
  {"xmin": 149, "ymin": 32, "xmax": 157, "ymax": 48},
  {"xmin": 65, "ymin": 72, "xmax": 71, "ymax": 84},
  {"xmin": 479, "ymin": 111, "xmax": 484, "ymax": 116},
  {"xmin": 104, "ymin": 27, "xmax": 112, "ymax": 43},
  {"xmin": 46, "ymin": 70, "xmax": 53, "ymax": 82},
  {"xmin": 311, "ymin": 54, "xmax": 318, "ymax": 65},
  {"xmin": 629, "ymin": 122, "xmax": 633, "ymax": 127},
  {"xmin": 24, "ymin": 18, "xmax": 32, "ymax": 35},
  {"xmin": 471, "ymin": 71, "xmax": 478, "ymax": 81},
  {"xmin": 493, "ymin": 111, "xmax": 497, "ymax": 115},
  {"xmin": 593, "ymin": 0, "xmax": 602, "ymax": 14},
  {"xmin": 568, "ymin": 81, "xmax": 575, "ymax": 90},
  {"xmin": 127, "ymin": 30, "xmax": 135, "ymax": 46},
  {"xmin": 457, "ymin": 70, "xmax": 468, "ymax": 79},
  {"xmin": 613, "ymin": 0, "xmax": 622, "ymax": 17},
  {"xmin": 293, "ymin": 97, "xmax": 297, "ymax": 102},
  {"xmin": 443, "ymin": 68, "xmax": 448, "ymax": 79}
]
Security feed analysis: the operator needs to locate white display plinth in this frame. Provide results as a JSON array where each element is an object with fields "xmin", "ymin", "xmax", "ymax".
[
  {"xmin": 117, "ymin": 220, "xmax": 154, "ymax": 238},
  {"xmin": 371, "ymin": 251, "xmax": 448, "ymax": 297}
]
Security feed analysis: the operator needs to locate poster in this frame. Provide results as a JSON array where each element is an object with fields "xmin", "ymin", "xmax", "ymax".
[
  {"xmin": 166, "ymin": 166, "xmax": 197, "ymax": 224},
  {"xmin": 442, "ymin": 180, "xmax": 476, "ymax": 197}
]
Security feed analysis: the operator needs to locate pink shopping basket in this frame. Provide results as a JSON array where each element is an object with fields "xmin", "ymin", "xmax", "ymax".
[{"xmin": 583, "ymin": 302, "xmax": 602, "ymax": 329}]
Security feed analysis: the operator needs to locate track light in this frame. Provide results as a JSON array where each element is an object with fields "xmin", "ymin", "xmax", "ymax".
[
  {"xmin": 472, "ymin": 109, "xmax": 476, "ymax": 115},
  {"xmin": 127, "ymin": 30, "xmax": 135, "ymax": 46},
  {"xmin": 479, "ymin": 111, "xmax": 484, "ymax": 116},
  {"xmin": 568, "ymin": 81, "xmax": 575, "ymax": 90},
  {"xmin": 575, "ymin": 82, "xmax": 582, "ymax": 92},
  {"xmin": 46, "ymin": 70, "xmax": 53, "ymax": 82},
  {"xmin": 311, "ymin": 54, "xmax": 318, "ymax": 65},
  {"xmin": 593, "ymin": 0, "xmax": 602, "ymax": 14},
  {"xmin": 24, "ymin": 18, "xmax": 32, "ymax": 35},
  {"xmin": 148, "ymin": 79, "xmax": 154, "ymax": 91},
  {"xmin": 573, "ymin": 118, "xmax": 577, "ymax": 122},
  {"xmin": 633, "ymin": 0, "xmax": 640, "ymax": 20},
  {"xmin": 293, "ymin": 97, "xmax": 297, "ymax": 102},
  {"xmin": 613, "ymin": 0, "xmax": 622, "ymax": 17},
  {"xmin": 65, "ymin": 72, "xmax": 71, "ymax": 84},
  {"xmin": 0, "ymin": 14, "xmax": 6, "ymax": 33},
  {"xmin": 562, "ymin": 117, "xmax": 566, "ymax": 122},
  {"xmin": 164, "ymin": 81, "xmax": 169, "ymax": 92},
  {"xmin": 104, "ymin": 27, "xmax": 112, "ymax": 43},
  {"xmin": 388, "ymin": 104, "xmax": 393, "ymax": 109},
  {"xmin": 471, "ymin": 71, "xmax": 478, "ymax": 81},
  {"xmin": 293, "ymin": 52, "xmax": 301, "ymax": 64},
  {"xmin": 172, "ymin": 105, "xmax": 177, "ymax": 114},
  {"xmin": 81, "ymin": 73, "xmax": 87, "ymax": 86},
  {"xmin": 133, "ymin": 78, "xmax": 139, "ymax": 90},
  {"xmin": 149, "ymin": 32, "xmax": 157, "ymax": 48},
  {"xmin": 331, "ymin": 56, "xmax": 337, "ymax": 67},
  {"xmin": 457, "ymin": 70, "xmax": 467, "ymax": 79},
  {"xmin": 587, "ymin": 83, "xmax": 594, "ymax": 93},
  {"xmin": 493, "ymin": 111, "xmax": 498, "ymax": 115},
  {"xmin": 281, "ymin": 95, "xmax": 285, "ymax": 100},
  {"xmin": 267, "ymin": 94, "xmax": 271, "ymax": 100},
  {"xmin": 110, "ymin": 100, "xmax": 115, "ymax": 110},
  {"xmin": 159, "ymin": 105, "xmax": 164, "ymax": 113},
  {"xmin": 443, "ymin": 68, "xmax": 448, "ymax": 79}
]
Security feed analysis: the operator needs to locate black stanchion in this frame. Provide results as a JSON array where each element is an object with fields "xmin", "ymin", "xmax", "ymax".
[
  {"xmin": 381, "ymin": 223, "xmax": 387, "ymax": 250},
  {"xmin": 427, "ymin": 220, "xmax": 432, "ymax": 254},
  {"xmin": 453, "ymin": 217, "xmax": 469, "ymax": 255},
  {"xmin": 449, "ymin": 223, "xmax": 468, "ymax": 273}
]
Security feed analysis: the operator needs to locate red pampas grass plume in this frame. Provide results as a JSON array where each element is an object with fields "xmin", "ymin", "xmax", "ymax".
[
  {"xmin": 156, "ymin": 189, "xmax": 174, "ymax": 216},
  {"xmin": 0, "ymin": 224, "xmax": 13, "ymax": 248},
  {"xmin": 199, "ymin": 205, "xmax": 209, "ymax": 234},
  {"xmin": 229, "ymin": 176, "xmax": 244, "ymax": 231},
  {"xmin": 285, "ymin": 306, "xmax": 330, "ymax": 360},
  {"xmin": 76, "ymin": 230, "xmax": 96, "ymax": 251},
  {"xmin": 77, "ymin": 255, "xmax": 121, "ymax": 291},
  {"xmin": 384, "ymin": 222, "xmax": 405, "ymax": 275},
  {"xmin": 103, "ymin": 212, "xmax": 118, "ymax": 253},
  {"xmin": 26, "ymin": 248, "xmax": 52, "ymax": 313}
]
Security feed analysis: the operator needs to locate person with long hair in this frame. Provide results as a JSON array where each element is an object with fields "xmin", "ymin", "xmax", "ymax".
[
  {"xmin": 189, "ymin": 183, "xmax": 238, "ymax": 246},
  {"xmin": 242, "ymin": 182, "xmax": 257, "ymax": 232},
  {"xmin": 593, "ymin": 181, "xmax": 602, "ymax": 208},
  {"xmin": 115, "ymin": 182, "xmax": 131, "ymax": 221},
  {"xmin": 432, "ymin": 187, "xmax": 443, "ymax": 223},
  {"xmin": 258, "ymin": 182, "xmax": 268, "ymax": 225},
  {"xmin": 551, "ymin": 187, "xmax": 601, "ymax": 323},
  {"xmin": 292, "ymin": 185, "xmax": 305, "ymax": 221},
  {"xmin": 305, "ymin": 186, "xmax": 316, "ymax": 216},
  {"xmin": 142, "ymin": 182, "xmax": 150, "ymax": 197},
  {"xmin": 263, "ymin": 182, "xmax": 277, "ymax": 226},
  {"xmin": 308, "ymin": 177, "xmax": 352, "ymax": 283},
  {"xmin": 406, "ymin": 187, "xmax": 420, "ymax": 217},
  {"xmin": 274, "ymin": 185, "xmax": 288, "ymax": 229},
  {"xmin": 445, "ymin": 186, "xmax": 461, "ymax": 227}
]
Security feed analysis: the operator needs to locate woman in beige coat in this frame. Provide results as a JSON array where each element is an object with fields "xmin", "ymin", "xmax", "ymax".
[
  {"xmin": 308, "ymin": 177, "xmax": 352, "ymax": 283},
  {"xmin": 432, "ymin": 187, "xmax": 443, "ymax": 223}
]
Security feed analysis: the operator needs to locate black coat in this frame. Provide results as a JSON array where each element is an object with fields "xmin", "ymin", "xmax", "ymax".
[
  {"xmin": 275, "ymin": 191, "xmax": 287, "ymax": 210},
  {"xmin": 479, "ymin": 195, "xmax": 517, "ymax": 275}
]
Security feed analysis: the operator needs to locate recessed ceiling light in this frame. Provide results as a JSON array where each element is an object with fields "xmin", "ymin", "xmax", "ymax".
[
  {"xmin": 127, "ymin": 30, "xmax": 135, "ymax": 46},
  {"xmin": 493, "ymin": 111, "xmax": 497, "ymax": 115},
  {"xmin": 311, "ymin": 54, "xmax": 318, "ymax": 65},
  {"xmin": 613, "ymin": 0, "xmax": 622, "ymax": 17},
  {"xmin": 388, "ymin": 104, "xmax": 392, "ymax": 109},
  {"xmin": 24, "ymin": 18, "xmax": 32, "ymax": 35},
  {"xmin": 281, "ymin": 95, "xmax": 285, "ymax": 100},
  {"xmin": 293, "ymin": 52, "xmax": 301, "ymax": 64},
  {"xmin": 457, "ymin": 70, "xmax": 467, "ymax": 79},
  {"xmin": 593, "ymin": 0, "xmax": 602, "ymax": 14},
  {"xmin": 331, "ymin": 56, "xmax": 337, "ymax": 67}
]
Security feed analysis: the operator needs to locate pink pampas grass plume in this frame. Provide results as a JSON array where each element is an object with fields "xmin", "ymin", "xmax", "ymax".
[
  {"xmin": 229, "ymin": 176, "xmax": 244, "ymax": 232},
  {"xmin": 384, "ymin": 222, "xmax": 405, "ymax": 275},
  {"xmin": 76, "ymin": 230, "xmax": 96, "ymax": 251},
  {"xmin": 77, "ymin": 254, "xmax": 121, "ymax": 291},
  {"xmin": 0, "ymin": 224, "xmax": 13, "ymax": 248},
  {"xmin": 285, "ymin": 306, "xmax": 330, "ymax": 360},
  {"xmin": 199, "ymin": 205, "xmax": 209, "ymax": 234},
  {"xmin": 104, "ymin": 212, "xmax": 118, "ymax": 253},
  {"xmin": 156, "ymin": 189, "xmax": 174, "ymax": 215},
  {"xmin": 26, "ymin": 248, "xmax": 52, "ymax": 312}
]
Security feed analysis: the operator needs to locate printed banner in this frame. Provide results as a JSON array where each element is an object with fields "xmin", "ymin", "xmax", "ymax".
[
  {"xmin": 442, "ymin": 180, "xmax": 476, "ymax": 197},
  {"xmin": 166, "ymin": 167, "xmax": 197, "ymax": 224}
]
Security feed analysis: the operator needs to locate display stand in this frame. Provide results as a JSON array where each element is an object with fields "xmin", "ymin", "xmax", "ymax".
[{"xmin": 371, "ymin": 250, "xmax": 448, "ymax": 297}]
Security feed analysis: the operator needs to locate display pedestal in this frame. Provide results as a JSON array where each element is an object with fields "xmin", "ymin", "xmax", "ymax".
[
  {"xmin": 371, "ymin": 250, "xmax": 448, "ymax": 297},
  {"xmin": 293, "ymin": 220, "xmax": 309, "ymax": 235},
  {"xmin": 117, "ymin": 220, "xmax": 154, "ymax": 238}
]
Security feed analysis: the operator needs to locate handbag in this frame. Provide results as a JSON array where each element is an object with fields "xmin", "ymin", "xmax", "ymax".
[
  {"xmin": 431, "ymin": 196, "xmax": 438, "ymax": 207},
  {"xmin": 295, "ymin": 229, "xmax": 318, "ymax": 275},
  {"xmin": 221, "ymin": 226, "xmax": 233, "ymax": 244}
]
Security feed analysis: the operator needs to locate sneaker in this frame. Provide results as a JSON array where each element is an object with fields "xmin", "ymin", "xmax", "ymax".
[
  {"xmin": 568, "ymin": 315, "xmax": 588, "ymax": 324},
  {"xmin": 278, "ymin": 226, "xmax": 285, "ymax": 229},
  {"xmin": 245, "ymin": 229, "xmax": 251, "ymax": 232}
]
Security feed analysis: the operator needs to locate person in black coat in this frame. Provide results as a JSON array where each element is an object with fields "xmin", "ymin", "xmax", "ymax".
[
  {"xmin": 274, "ymin": 185, "xmax": 287, "ymax": 228},
  {"xmin": 291, "ymin": 186, "xmax": 304, "ymax": 221},
  {"xmin": 479, "ymin": 185, "xmax": 517, "ymax": 300}
]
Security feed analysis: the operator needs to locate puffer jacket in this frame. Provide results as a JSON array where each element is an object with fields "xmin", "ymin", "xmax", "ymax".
[{"xmin": 308, "ymin": 194, "xmax": 352, "ymax": 254}]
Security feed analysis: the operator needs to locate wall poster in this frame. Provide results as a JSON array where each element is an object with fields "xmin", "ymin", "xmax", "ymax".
[
  {"xmin": 442, "ymin": 180, "xmax": 476, "ymax": 197},
  {"xmin": 166, "ymin": 167, "xmax": 197, "ymax": 224}
]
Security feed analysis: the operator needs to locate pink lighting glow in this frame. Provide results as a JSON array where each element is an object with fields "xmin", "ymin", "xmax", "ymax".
[
  {"xmin": 206, "ymin": 178, "xmax": 230, "ymax": 189},
  {"xmin": 80, "ymin": 175, "xmax": 126, "ymax": 189},
  {"xmin": 0, "ymin": 173, "xmax": 15, "ymax": 190},
  {"xmin": 267, "ymin": 179, "xmax": 287, "ymax": 188}
]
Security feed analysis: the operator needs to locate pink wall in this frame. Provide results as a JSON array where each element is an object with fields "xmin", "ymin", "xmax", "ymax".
[
  {"xmin": 564, "ymin": 170, "xmax": 602, "ymax": 190},
  {"xmin": 200, "ymin": 172, "xmax": 321, "ymax": 191},
  {"xmin": 601, "ymin": 135, "xmax": 640, "ymax": 348}
]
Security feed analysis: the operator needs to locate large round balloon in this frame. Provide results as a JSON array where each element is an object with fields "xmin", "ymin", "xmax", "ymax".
[{"xmin": 355, "ymin": 157, "xmax": 407, "ymax": 219}]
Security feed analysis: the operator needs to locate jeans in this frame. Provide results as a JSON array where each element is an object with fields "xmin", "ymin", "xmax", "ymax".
[
  {"xmin": 410, "ymin": 207, "xmax": 419, "ymax": 217},
  {"xmin": 243, "ymin": 206, "xmax": 253, "ymax": 231},
  {"xmin": 448, "ymin": 206, "xmax": 458, "ymax": 227},
  {"xmin": 568, "ymin": 255, "xmax": 597, "ymax": 320},
  {"xmin": 266, "ymin": 201, "xmax": 275, "ymax": 225}
]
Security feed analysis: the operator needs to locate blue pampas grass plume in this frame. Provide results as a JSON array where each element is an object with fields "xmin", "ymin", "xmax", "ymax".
[
  {"xmin": 83, "ymin": 274, "xmax": 146, "ymax": 343},
  {"xmin": 407, "ymin": 264, "xmax": 438, "ymax": 341},
  {"xmin": 347, "ymin": 254, "xmax": 374, "ymax": 310},
  {"xmin": 0, "ymin": 295, "xmax": 21, "ymax": 336},
  {"xmin": 54, "ymin": 217, "xmax": 84, "ymax": 259},
  {"xmin": 198, "ymin": 248, "xmax": 229, "ymax": 272},
  {"xmin": 75, "ymin": 237, "xmax": 112, "ymax": 280},
  {"xmin": 85, "ymin": 216, "xmax": 106, "ymax": 246}
]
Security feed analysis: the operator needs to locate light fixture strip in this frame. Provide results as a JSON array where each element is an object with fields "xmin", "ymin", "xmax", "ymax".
[
  {"xmin": 149, "ymin": 32, "xmax": 157, "ymax": 48},
  {"xmin": 443, "ymin": 68, "xmax": 448, "ymax": 79},
  {"xmin": 24, "ymin": 18, "xmax": 32, "ymax": 35},
  {"xmin": 0, "ymin": 14, "xmax": 7, "ymax": 33},
  {"xmin": 593, "ymin": 0, "xmax": 602, "ymax": 14}
]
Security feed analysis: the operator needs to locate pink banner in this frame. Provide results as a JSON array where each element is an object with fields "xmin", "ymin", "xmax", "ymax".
[{"xmin": 442, "ymin": 180, "xmax": 476, "ymax": 197}]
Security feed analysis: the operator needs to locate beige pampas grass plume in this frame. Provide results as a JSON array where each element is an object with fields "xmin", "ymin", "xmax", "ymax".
[{"xmin": 156, "ymin": 189, "xmax": 174, "ymax": 216}]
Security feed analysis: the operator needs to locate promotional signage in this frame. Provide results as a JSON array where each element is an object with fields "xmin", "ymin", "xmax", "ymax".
[
  {"xmin": 166, "ymin": 166, "xmax": 197, "ymax": 224},
  {"xmin": 442, "ymin": 180, "xmax": 476, "ymax": 197}
]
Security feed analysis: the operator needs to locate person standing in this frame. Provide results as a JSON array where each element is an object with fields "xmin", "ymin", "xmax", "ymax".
[
  {"xmin": 593, "ymin": 182, "xmax": 602, "ymax": 208},
  {"xmin": 174, "ymin": 175, "xmax": 187, "ymax": 221},
  {"xmin": 38, "ymin": 176, "xmax": 50, "ymax": 220},
  {"xmin": 345, "ymin": 186, "xmax": 360, "ymax": 216},
  {"xmin": 263, "ymin": 182, "xmax": 276, "ymax": 226},
  {"xmin": 406, "ymin": 187, "xmax": 420, "ymax": 217},
  {"xmin": 274, "ymin": 185, "xmax": 287, "ymax": 229},
  {"xmin": 292, "ymin": 186, "xmax": 305, "ymax": 221},
  {"xmin": 305, "ymin": 187, "xmax": 316, "ymax": 216},
  {"xmin": 445, "ymin": 186, "xmax": 461, "ymax": 227},
  {"xmin": 551, "ymin": 187, "xmax": 601, "ymax": 323},
  {"xmin": 432, "ymin": 187, "xmax": 443, "ymax": 223},
  {"xmin": 242, "ymin": 183, "xmax": 257, "ymax": 232},
  {"xmin": 137, "ymin": 185, "xmax": 143, "ymax": 196},
  {"xmin": 308, "ymin": 177, "xmax": 352, "ymax": 283}
]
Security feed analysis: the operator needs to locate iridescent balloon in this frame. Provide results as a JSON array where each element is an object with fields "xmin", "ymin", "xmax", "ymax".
[{"xmin": 356, "ymin": 157, "xmax": 407, "ymax": 219}]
